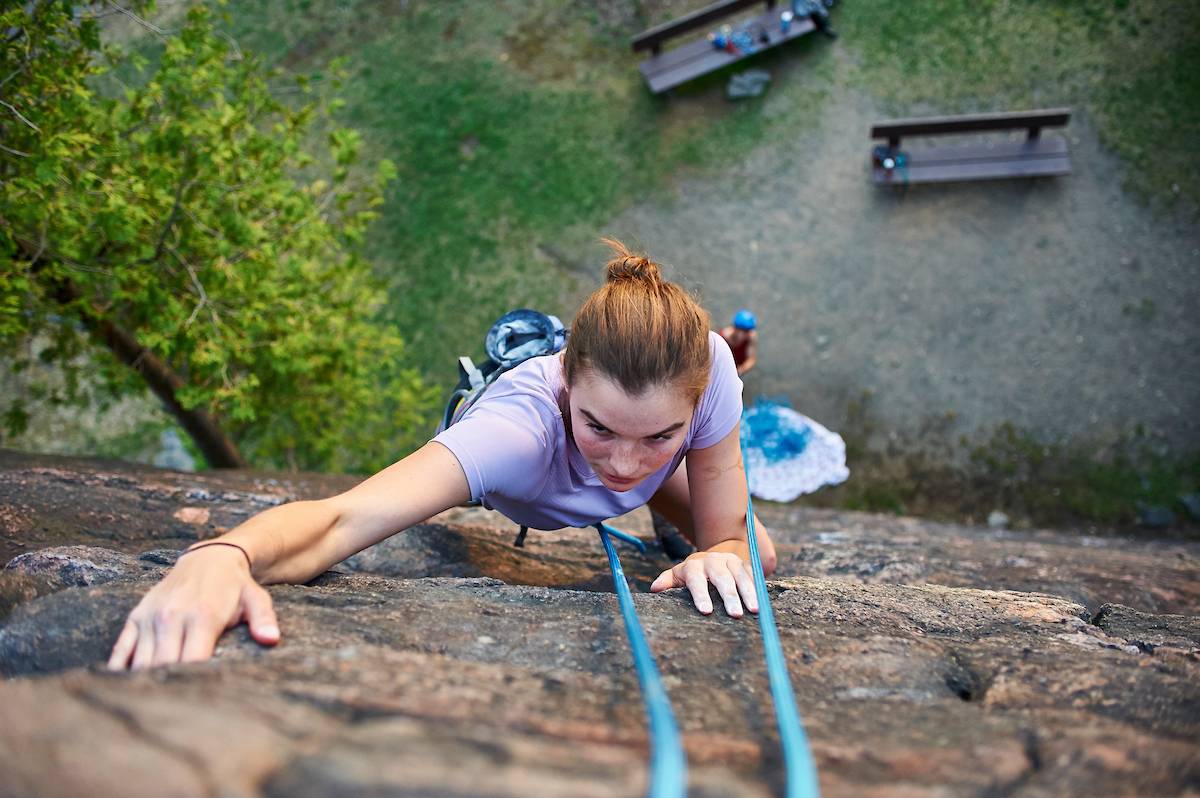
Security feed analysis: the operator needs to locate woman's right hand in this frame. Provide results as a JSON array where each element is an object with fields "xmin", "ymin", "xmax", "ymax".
[{"xmin": 106, "ymin": 545, "xmax": 280, "ymax": 670}]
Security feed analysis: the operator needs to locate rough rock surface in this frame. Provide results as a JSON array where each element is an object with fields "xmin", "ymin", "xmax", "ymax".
[{"xmin": 1, "ymin": 450, "xmax": 1198, "ymax": 796}]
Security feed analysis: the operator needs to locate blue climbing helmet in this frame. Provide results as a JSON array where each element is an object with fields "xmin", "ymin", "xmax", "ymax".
[{"xmin": 732, "ymin": 308, "xmax": 757, "ymax": 331}]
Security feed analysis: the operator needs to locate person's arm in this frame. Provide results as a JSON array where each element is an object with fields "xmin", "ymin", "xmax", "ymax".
[
  {"xmin": 107, "ymin": 441, "xmax": 470, "ymax": 670},
  {"xmin": 649, "ymin": 423, "xmax": 776, "ymax": 616}
]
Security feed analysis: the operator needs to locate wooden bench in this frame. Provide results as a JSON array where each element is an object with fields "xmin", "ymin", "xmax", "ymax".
[
  {"xmin": 631, "ymin": 0, "xmax": 824, "ymax": 95},
  {"xmin": 870, "ymin": 108, "xmax": 1072, "ymax": 186}
]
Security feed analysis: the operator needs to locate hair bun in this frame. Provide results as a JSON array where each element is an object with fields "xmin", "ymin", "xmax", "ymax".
[{"xmin": 600, "ymin": 238, "xmax": 661, "ymax": 284}]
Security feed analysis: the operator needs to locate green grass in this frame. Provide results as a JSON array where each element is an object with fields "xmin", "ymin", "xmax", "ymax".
[
  {"xmin": 205, "ymin": 0, "xmax": 1197, "ymax": 398},
  {"xmin": 969, "ymin": 423, "xmax": 1200, "ymax": 527},
  {"xmin": 211, "ymin": 0, "xmax": 836, "ymax": 386}
]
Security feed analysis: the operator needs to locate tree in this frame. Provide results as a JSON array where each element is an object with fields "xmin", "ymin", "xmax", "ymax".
[{"xmin": 0, "ymin": 2, "xmax": 435, "ymax": 471}]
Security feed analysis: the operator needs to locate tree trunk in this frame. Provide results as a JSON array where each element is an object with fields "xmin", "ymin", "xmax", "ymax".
[
  {"xmin": 45, "ymin": 274, "xmax": 248, "ymax": 469},
  {"xmin": 86, "ymin": 303, "xmax": 248, "ymax": 469}
]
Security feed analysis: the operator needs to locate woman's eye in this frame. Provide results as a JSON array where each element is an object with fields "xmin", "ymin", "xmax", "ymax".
[
  {"xmin": 587, "ymin": 423, "xmax": 611, "ymax": 435},
  {"xmin": 649, "ymin": 434, "xmax": 674, "ymax": 443}
]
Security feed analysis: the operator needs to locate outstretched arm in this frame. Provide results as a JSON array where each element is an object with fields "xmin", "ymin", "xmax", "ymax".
[{"xmin": 108, "ymin": 442, "xmax": 470, "ymax": 670}]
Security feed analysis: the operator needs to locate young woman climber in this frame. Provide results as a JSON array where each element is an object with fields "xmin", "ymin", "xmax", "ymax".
[{"xmin": 107, "ymin": 239, "xmax": 777, "ymax": 670}]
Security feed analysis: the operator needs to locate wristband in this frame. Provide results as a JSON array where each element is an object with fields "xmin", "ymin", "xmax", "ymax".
[{"xmin": 181, "ymin": 541, "xmax": 253, "ymax": 571}]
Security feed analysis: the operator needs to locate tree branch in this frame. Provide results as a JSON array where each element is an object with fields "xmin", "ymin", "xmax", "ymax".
[
  {"xmin": 102, "ymin": 1, "xmax": 169, "ymax": 38},
  {"xmin": 0, "ymin": 98, "xmax": 39, "ymax": 132},
  {"xmin": 166, "ymin": 243, "xmax": 223, "ymax": 337},
  {"xmin": 137, "ymin": 175, "xmax": 192, "ymax": 266}
]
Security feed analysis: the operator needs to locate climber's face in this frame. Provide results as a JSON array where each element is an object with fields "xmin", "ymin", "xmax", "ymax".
[{"xmin": 567, "ymin": 370, "xmax": 693, "ymax": 492}]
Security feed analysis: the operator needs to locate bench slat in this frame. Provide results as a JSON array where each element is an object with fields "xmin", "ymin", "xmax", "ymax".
[
  {"xmin": 631, "ymin": 0, "xmax": 775, "ymax": 53},
  {"xmin": 639, "ymin": 13, "xmax": 815, "ymax": 93},
  {"xmin": 873, "ymin": 139, "xmax": 1072, "ymax": 185},
  {"xmin": 897, "ymin": 137, "xmax": 1068, "ymax": 166},
  {"xmin": 871, "ymin": 108, "xmax": 1072, "ymax": 139},
  {"xmin": 874, "ymin": 157, "xmax": 1071, "ymax": 185}
]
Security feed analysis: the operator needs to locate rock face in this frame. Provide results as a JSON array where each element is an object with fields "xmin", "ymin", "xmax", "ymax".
[{"xmin": 1, "ymin": 450, "xmax": 1198, "ymax": 797}]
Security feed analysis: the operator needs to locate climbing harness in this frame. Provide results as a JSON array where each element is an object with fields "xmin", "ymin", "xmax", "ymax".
[{"xmin": 594, "ymin": 444, "xmax": 820, "ymax": 797}]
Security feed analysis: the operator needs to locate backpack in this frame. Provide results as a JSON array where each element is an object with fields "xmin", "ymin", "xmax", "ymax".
[{"xmin": 437, "ymin": 309, "xmax": 567, "ymax": 435}]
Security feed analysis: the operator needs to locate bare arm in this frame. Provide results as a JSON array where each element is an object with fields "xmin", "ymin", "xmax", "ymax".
[
  {"xmin": 108, "ymin": 442, "xmax": 470, "ymax": 669},
  {"xmin": 649, "ymin": 423, "xmax": 776, "ymax": 618},
  {"xmin": 246, "ymin": 441, "xmax": 471, "ymax": 584},
  {"xmin": 684, "ymin": 423, "xmax": 775, "ymax": 571}
]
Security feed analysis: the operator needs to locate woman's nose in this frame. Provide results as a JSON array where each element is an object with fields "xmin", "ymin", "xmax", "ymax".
[{"xmin": 609, "ymin": 444, "xmax": 638, "ymax": 476}]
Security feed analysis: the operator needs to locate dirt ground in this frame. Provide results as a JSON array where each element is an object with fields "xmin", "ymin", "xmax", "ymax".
[{"xmin": 556, "ymin": 67, "xmax": 1200, "ymax": 470}]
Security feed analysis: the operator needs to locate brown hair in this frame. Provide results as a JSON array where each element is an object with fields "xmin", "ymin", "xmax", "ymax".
[{"xmin": 564, "ymin": 239, "xmax": 711, "ymax": 402}]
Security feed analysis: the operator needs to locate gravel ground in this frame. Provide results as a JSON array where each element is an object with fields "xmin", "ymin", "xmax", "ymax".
[{"xmin": 558, "ymin": 80, "xmax": 1200, "ymax": 462}]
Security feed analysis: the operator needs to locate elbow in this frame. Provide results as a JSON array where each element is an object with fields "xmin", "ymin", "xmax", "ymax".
[{"xmin": 756, "ymin": 527, "xmax": 777, "ymax": 576}]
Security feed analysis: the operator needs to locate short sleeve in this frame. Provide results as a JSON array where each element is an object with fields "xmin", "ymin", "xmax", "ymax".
[
  {"xmin": 432, "ymin": 403, "xmax": 553, "ymax": 503},
  {"xmin": 689, "ymin": 332, "xmax": 744, "ymax": 450}
]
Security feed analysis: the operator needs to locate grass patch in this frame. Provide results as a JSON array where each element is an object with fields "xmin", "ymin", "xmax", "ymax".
[
  {"xmin": 969, "ymin": 423, "xmax": 1200, "ymax": 527},
  {"xmin": 205, "ymin": 0, "xmax": 836, "ymax": 399}
]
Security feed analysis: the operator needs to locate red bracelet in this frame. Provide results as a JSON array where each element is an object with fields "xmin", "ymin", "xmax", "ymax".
[{"xmin": 180, "ymin": 541, "xmax": 253, "ymax": 571}]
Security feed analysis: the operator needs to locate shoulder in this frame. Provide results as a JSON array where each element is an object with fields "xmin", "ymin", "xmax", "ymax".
[
  {"xmin": 432, "ymin": 357, "xmax": 565, "ymax": 501},
  {"xmin": 472, "ymin": 356, "xmax": 564, "ymax": 432},
  {"xmin": 687, "ymin": 333, "xmax": 742, "ymax": 450},
  {"xmin": 708, "ymin": 330, "xmax": 737, "ymax": 372}
]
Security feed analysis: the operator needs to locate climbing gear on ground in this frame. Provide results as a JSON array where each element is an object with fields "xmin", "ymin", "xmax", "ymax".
[{"xmin": 872, "ymin": 144, "xmax": 910, "ymax": 183}]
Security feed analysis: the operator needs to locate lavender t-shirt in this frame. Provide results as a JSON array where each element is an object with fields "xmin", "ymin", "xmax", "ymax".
[{"xmin": 433, "ymin": 331, "xmax": 743, "ymax": 530}]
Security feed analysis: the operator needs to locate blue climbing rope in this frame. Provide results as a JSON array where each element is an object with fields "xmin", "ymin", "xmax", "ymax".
[
  {"xmin": 594, "ymin": 445, "xmax": 820, "ymax": 798},
  {"xmin": 596, "ymin": 522, "xmax": 687, "ymax": 798},
  {"xmin": 740, "ymin": 442, "xmax": 821, "ymax": 798},
  {"xmin": 602, "ymin": 522, "xmax": 648, "ymax": 553}
]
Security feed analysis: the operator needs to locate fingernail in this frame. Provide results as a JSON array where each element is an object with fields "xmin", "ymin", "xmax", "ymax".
[{"xmin": 262, "ymin": 625, "xmax": 279, "ymax": 638}]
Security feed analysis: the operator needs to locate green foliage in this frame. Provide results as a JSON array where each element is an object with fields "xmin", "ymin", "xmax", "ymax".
[
  {"xmin": 843, "ymin": 485, "xmax": 908, "ymax": 516},
  {"xmin": 970, "ymin": 423, "xmax": 1200, "ymax": 525},
  {"xmin": 0, "ymin": 2, "xmax": 435, "ymax": 472}
]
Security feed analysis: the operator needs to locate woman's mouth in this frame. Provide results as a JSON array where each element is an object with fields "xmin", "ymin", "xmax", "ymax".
[{"xmin": 602, "ymin": 471, "xmax": 638, "ymax": 488}]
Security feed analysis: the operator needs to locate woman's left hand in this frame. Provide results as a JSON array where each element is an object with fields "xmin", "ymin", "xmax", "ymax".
[{"xmin": 649, "ymin": 547, "xmax": 758, "ymax": 617}]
